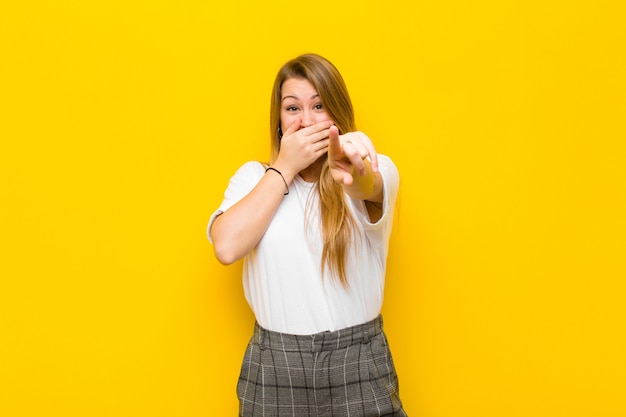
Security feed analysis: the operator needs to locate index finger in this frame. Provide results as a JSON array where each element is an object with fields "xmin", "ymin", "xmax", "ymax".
[
  {"xmin": 328, "ymin": 125, "xmax": 341, "ymax": 154},
  {"xmin": 301, "ymin": 120, "xmax": 334, "ymax": 135}
]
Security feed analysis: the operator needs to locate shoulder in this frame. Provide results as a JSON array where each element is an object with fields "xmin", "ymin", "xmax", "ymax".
[
  {"xmin": 234, "ymin": 160, "xmax": 267, "ymax": 176},
  {"xmin": 223, "ymin": 161, "xmax": 267, "ymax": 193},
  {"xmin": 228, "ymin": 160, "xmax": 267, "ymax": 182}
]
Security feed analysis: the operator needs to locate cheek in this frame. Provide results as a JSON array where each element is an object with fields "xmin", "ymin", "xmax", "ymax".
[
  {"xmin": 317, "ymin": 110, "xmax": 332, "ymax": 123},
  {"xmin": 318, "ymin": 115, "xmax": 331, "ymax": 124},
  {"xmin": 280, "ymin": 113, "xmax": 295, "ymax": 129}
]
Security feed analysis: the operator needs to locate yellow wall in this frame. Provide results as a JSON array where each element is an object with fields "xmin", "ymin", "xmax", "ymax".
[{"xmin": 1, "ymin": 1, "xmax": 625, "ymax": 416}]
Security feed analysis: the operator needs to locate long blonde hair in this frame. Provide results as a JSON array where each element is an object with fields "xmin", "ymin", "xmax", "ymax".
[{"xmin": 269, "ymin": 54, "xmax": 357, "ymax": 286}]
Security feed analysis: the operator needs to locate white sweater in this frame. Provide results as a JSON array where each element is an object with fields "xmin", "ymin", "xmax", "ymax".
[{"xmin": 208, "ymin": 155, "xmax": 399, "ymax": 335}]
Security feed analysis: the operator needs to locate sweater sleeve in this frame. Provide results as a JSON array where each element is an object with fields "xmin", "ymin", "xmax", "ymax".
[
  {"xmin": 206, "ymin": 161, "xmax": 265, "ymax": 243},
  {"xmin": 348, "ymin": 154, "xmax": 400, "ymax": 230}
]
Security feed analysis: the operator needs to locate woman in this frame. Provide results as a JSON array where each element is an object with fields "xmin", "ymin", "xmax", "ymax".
[{"xmin": 208, "ymin": 53, "xmax": 406, "ymax": 416}]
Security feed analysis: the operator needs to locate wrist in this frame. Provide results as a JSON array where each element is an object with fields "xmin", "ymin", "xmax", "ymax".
[
  {"xmin": 341, "ymin": 159, "xmax": 379, "ymax": 200},
  {"xmin": 265, "ymin": 166, "xmax": 290, "ymax": 195},
  {"xmin": 270, "ymin": 160, "xmax": 297, "ymax": 184}
]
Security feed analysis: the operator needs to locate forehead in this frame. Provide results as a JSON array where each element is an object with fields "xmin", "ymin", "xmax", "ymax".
[{"xmin": 281, "ymin": 77, "xmax": 318, "ymax": 99}]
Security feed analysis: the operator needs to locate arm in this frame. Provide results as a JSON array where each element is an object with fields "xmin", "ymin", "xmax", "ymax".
[
  {"xmin": 210, "ymin": 166, "xmax": 294, "ymax": 265},
  {"xmin": 210, "ymin": 118, "xmax": 333, "ymax": 264}
]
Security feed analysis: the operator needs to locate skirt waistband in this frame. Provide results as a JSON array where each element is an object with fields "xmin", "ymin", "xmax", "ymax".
[{"xmin": 251, "ymin": 315, "xmax": 383, "ymax": 353}]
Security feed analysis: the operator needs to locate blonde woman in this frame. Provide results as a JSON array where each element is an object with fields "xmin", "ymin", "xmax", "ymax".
[{"xmin": 208, "ymin": 54, "xmax": 406, "ymax": 416}]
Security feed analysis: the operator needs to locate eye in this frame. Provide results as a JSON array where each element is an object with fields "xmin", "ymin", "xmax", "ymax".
[
  {"xmin": 285, "ymin": 106, "xmax": 298, "ymax": 112},
  {"xmin": 314, "ymin": 103, "xmax": 323, "ymax": 110}
]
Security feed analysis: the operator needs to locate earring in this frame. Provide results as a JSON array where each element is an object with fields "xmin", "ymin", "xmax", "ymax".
[{"xmin": 278, "ymin": 127, "xmax": 283, "ymax": 140}]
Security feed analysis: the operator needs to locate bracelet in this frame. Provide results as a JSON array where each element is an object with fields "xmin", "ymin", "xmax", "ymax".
[{"xmin": 265, "ymin": 167, "xmax": 289, "ymax": 195}]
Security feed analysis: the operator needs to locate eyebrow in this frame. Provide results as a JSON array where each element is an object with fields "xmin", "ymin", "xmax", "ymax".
[{"xmin": 281, "ymin": 94, "xmax": 320, "ymax": 102}]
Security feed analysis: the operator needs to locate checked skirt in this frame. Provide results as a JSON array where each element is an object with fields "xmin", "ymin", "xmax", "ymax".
[{"xmin": 236, "ymin": 315, "xmax": 407, "ymax": 417}]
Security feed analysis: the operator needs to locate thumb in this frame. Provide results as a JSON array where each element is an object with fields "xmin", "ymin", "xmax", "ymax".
[{"xmin": 282, "ymin": 117, "xmax": 301, "ymax": 138}]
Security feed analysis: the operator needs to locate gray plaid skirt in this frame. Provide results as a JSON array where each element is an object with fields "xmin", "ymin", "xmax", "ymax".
[{"xmin": 237, "ymin": 315, "xmax": 407, "ymax": 416}]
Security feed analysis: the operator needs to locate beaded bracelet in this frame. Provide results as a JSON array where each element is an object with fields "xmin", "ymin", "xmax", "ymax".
[{"xmin": 265, "ymin": 167, "xmax": 289, "ymax": 195}]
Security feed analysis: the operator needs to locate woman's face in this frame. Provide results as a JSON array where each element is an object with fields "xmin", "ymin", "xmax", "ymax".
[{"xmin": 280, "ymin": 77, "xmax": 332, "ymax": 132}]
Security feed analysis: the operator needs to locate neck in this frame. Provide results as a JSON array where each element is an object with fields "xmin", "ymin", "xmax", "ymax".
[{"xmin": 299, "ymin": 158, "xmax": 324, "ymax": 183}]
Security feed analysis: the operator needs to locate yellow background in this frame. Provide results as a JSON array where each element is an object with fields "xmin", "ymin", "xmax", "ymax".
[{"xmin": 1, "ymin": 1, "xmax": 625, "ymax": 416}]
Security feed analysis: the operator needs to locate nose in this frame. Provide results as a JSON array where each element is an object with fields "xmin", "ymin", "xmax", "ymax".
[{"xmin": 301, "ymin": 109, "xmax": 314, "ymax": 127}]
